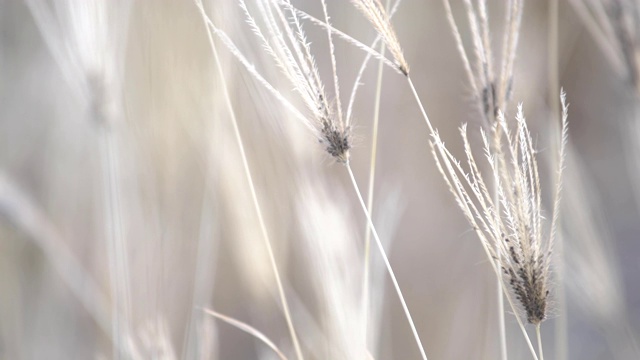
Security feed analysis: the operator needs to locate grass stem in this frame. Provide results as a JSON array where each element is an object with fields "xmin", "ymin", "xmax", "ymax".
[
  {"xmin": 548, "ymin": 1, "xmax": 567, "ymax": 360},
  {"xmin": 495, "ymin": 183, "xmax": 508, "ymax": 360},
  {"xmin": 196, "ymin": 2, "xmax": 304, "ymax": 358},
  {"xmin": 346, "ymin": 164, "xmax": 428, "ymax": 360},
  {"xmin": 537, "ymin": 324, "xmax": 544, "ymax": 360},
  {"xmin": 406, "ymin": 77, "xmax": 436, "ymax": 134},
  {"xmin": 362, "ymin": 6, "xmax": 389, "ymax": 348},
  {"xmin": 100, "ymin": 128, "xmax": 131, "ymax": 359}
]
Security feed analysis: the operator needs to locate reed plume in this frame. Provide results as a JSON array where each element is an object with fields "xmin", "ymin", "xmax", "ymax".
[
  {"xmin": 442, "ymin": 0, "xmax": 524, "ymax": 125},
  {"xmin": 238, "ymin": 0, "xmax": 351, "ymax": 162},
  {"xmin": 430, "ymin": 91, "xmax": 569, "ymax": 359},
  {"xmin": 350, "ymin": 0, "xmax": 409, "ymax": 76}
]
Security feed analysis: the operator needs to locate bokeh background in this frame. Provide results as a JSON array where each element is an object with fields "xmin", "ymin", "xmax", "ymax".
[{"xmin": 0, "ymin": 0, "xmax": 639, "ymax": 359}]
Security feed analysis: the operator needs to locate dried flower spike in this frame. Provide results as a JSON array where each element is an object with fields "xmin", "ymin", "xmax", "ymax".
[
  {"xmin": 351, "ymin": 0, "xmax": 409, "ymax": 75},
  {"xmin": 443, "ymin": 0, "xmax": 524, "ymax": 125},
  {"xmin": 431, "ymin": 91, "xmax": 569, "ymax": 325},
  {"xmin": 204, "ymin": 0, "xmax": 351, "ymax": 162}
]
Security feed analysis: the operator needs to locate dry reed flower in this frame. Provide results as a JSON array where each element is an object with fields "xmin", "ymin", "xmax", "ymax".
[
  {"xmin": 430, "ymin": 91, "xmax": 569, "ymax": 325},
  {"xmin": 350, "ymin": 0, "xmax": 409, "ymax": 75},
  {"xmin": 442, "ymin": 0, "xmax": 524, "ymax": 125},
  {"xmin": 205, "ymin": 0, "xmax": 351, "ymax": 162}
]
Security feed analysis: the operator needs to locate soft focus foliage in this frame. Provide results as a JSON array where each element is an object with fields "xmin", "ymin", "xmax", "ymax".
[{"xmin": 0, "ymin": 0, "xmax": 639, "ymax": 359}]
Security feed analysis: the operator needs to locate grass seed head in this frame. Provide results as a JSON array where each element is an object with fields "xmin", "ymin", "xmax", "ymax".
[
  {"xmin": 430, "ymin": 91, "xmax": 569, "ymax": 326},
  {"xmin": 351, "ymin": 0, "xmax": 409, "ymax": 76},
  {"xmin": 321, "ymin": 122, "xmax": 351, "ymax": 163}
]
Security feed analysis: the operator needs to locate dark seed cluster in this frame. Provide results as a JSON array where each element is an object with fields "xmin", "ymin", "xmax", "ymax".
[
  {"xmin": 481, "ymin": 82, "xmax": 498, "ymax": 119},
  {"xmin": 502, "ymin": 235, "xmax": 549, "ymax": 325},
  {"xmin": 320, "ymin": 122, "xmax": 351, "ymax": 163},
  {"xmin": 399, "ymin": 63, "xmax": 409, "ymax": 77}
]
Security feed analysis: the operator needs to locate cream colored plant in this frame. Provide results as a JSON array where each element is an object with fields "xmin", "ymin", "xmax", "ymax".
[{"xmin": 430, "ymin": 93, "xmax": 569, "ymax": 360}]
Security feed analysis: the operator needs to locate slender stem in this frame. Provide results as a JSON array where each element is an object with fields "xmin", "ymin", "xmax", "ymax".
[
  {"xmin": 181, "ymin": 185, "xmax": 217, "ymax": 360},
  {"xmin": 346, "ymin": 164, "xmax": 428, "ymax": 360},
  {"xmin": 536, "ymin": 324, "xmax": 544, "ymax": 360},
  {"xmin": 495, "ymin": 182, "xmax": 508, "ymax": 360},
  {"xmin": 490, "ymin": 90, "xmax": 507, "ymax": 360},
  {"xmin": 362, "ymin": 7, "xmax": 389, "ymax": 348},
  {"xmin": 406, "ymin": 77, "xmax": 436, "ymax": 135},
  {"xmin": 202, "ymin": 309, "xmax": 288, "ymax": 360},
  {"xmin": 196, "ymin": 2, "xmax": 304, "ymax": 359},
  {"xmin": 221, "ymin": 37, "xmax": 305, "ymax": 360},
  {"xmin": 548, "ymin": 1, "xmax": 568, "ymax": 359},
  {"xmin": 554, "ymin": 218, "xmax": 568, "ymax": 360},
  {"xmin": 100, "ymin": 129, "xmax": 131, "ymax": 359}
]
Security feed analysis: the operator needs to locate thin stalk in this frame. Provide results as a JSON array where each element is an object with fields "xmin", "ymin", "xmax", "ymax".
[
  {"xmin": 495, "ymin": 178, "xmax": 508, "ymax": 360},
  {"xmin": 100, "ymin": 128, "xmax": 132, "ymax": 359},
  {"xmin": 181, "ymin": 184, "xmax": 217, "ymax": 360},
  {"xmin": 548, "ymin": 1, "xmax": 567, "ymax": 359},
  {"xmin": 490, "ymin": 78, "xmax": 507, "ymax": 360},
  {"xmin": 406, "ymin": 77, "xmax": 436, "ymax": 134},
  {"xmin": 537, "ymin": 324, "xmax": 544, "ymax": 360},
  {"xmin": 346, "ymin": 164, "xmax": 428, "ymax": 360},
  {"xmin": 553, "ymin": 213, "xmax": 567, "ymax": 360},
  {"xmin": 196, "ymin": 2, "xmax": 304, "ymax": 359},
  {"xmin": 202, "ymin": 309, "xmax": 288, "ymax": 360},
  {"xmin": 362, "ymin": 3, "xmax": 389, "ymax": 348},
  {"xmin": 407, "ymin": 76, "xmax": 540, "ymax": 360}
]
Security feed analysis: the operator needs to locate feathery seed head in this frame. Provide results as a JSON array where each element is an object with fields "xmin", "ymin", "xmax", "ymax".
[
  {"xmin": 431, "ymin": 91, "xmax": 569, "ymax": 325},
  {"xmin": 238, "ymin": 0, "xmax": 350, "ymax": 161},
  {"xmin": 443, "ymin": 0, "xmax": 524, "ymax": 126},
  {"xmin": 351, "ymin": 0, "xmax": 409, "ymax": 76}
]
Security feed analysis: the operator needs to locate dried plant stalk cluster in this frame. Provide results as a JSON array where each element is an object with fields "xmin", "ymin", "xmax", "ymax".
[
  {"xmin": 204, "ymin": 0, "xmax": 571, "ymax": 358},
  {"xmin": 431, "ymin": 93, "xmax": 569, "ymax": 325}
]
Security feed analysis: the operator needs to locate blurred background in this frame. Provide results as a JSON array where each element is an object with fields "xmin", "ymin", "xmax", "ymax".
[{"xmin": 0, "ymin": 0, "xmax": 639, "ymax": 359}]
